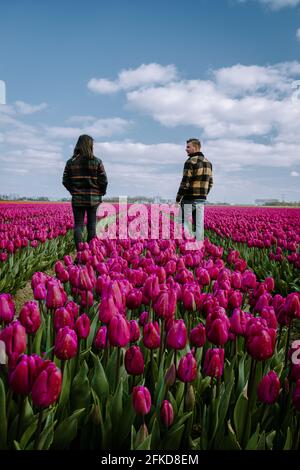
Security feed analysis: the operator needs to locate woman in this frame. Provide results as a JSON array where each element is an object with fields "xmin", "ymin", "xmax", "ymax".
[{"xmin": 62, "ymin": 134, "xmax": 108, "ymax": 250}]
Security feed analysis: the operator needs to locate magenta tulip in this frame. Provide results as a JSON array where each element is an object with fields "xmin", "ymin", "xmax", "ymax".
[
  {"xmin": 31, "ymin": 362, "xmax": 62, "ymax": 408},
  {"xmin": 257, "ymin": 370, "xmax": 280, "ymax": 404},
  {"xmin": 125, "ymin": 346, "xmax": 144, "ymax": 375},
  {"xmin": 54, "ymin": 327, "xmax": 78, "ymax": 360},
  {"xmin": 132, "ymin": 386, "xmax": 151, "ymax": 415},
  {"xmin": 177, "ymin": 352, "xmax": 197, "ymax": 382},
  {"xmin": 160, "ymin": 400, "xmax": 174, "ymax": 427}
]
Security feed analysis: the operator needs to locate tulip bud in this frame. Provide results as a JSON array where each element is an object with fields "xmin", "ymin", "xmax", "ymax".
[
  {"xmin": 177, "ymin": 352, "xmax": 197, "ymax": 382},
  {"xmin": 143, "ymin": 321, "xmax": 160, "ymax": 350},
  {"xmin": 0, "ymin": 293, "xmax": 15, "ymax": 324},
  {"xmin": 125, "ymin": 346, "xmax": 144, "ymax": 375},
  {"xmin": 139, "ymin": 311, "xmax": 149, "ymax": 327},
  {"xmin": 129, "ymin": 320, "xmax": 140, "ymax": 343},
  {"xmin": 65, "ymin": 300, "xmax": 80, "ymax": 320},
  {"xmin": 184, "ymin": 383, "xmax": 195, "ymax": 411},
  {"xmin": 0, "ymin": 320, "xmax": 27, "ymax": 364},
  {"xmin": 166, "ymin": 319, "xmax": 187, "ymax": 350},
  {"xmin": 228, "ymin": 291, "xmax": 243, "ymax": 309},
  {"xmin": 164, "ymin": 362, "xmax": 176, "ymax": 387},
  {"xmin": 46, "ymin": 281, "xmax": 67, "ymax": 309},
  {"xmin": 108, "ymin": 314, "xmax": 130, "ymax": 348},
  {"xmin": 203, "ymin": 348, "xmax": 225, "ymax": 378},
  {"xmin": 257, "ymin": 370, "xmax": 280, "ymax": 404},
  {"xmin": 53, "ymin": 307, "xmax": 74, "ymax": 332},
  {"xmin": 31, "ymin": 362, "xmax": 62, "ymax": 408},
  {"xmin": 190, "ymin": 323, "xmax": 206, "ymax": 348},
  {"xmin": 33, "ymin": 283, "xmax": 47, "ymax": 301},
  {"xmin": 126, "ymin": 288, "xmax": 143, "ymax": 310},
  {"xmin": 132, "ymin": 386, "xmax": 151, "ymax": 415},
  {"xmin": 75, "ymin": 313, "xmax": 90, "ymax": 339},
  {"xmin": 19, "ymin": 301, "xmax": 41, "ymax": 335},
  {"xmin": 9, "ymin": 353, "xmax": 43, "ymax": 395},
  {"xmin": 54, "ymin": 327, "xmax": 78, "ymax": 360},
  {"xmin": 245, "ymin": 320, "xmax": 276, "ymax": 361},
  {"xmin": 160, "ymin": 400, "xmax": 174, "ymax": 427},
  {"xmin": 153, "ymin": 289, "xmax": 177, "ymax": 319},
  {"xmin": 206, "ymin": 318, "xmax": 229, "ymax": 346},
  {"xmin": 94, "ymin": 325, "xmax": 107, "ymax": 349}
]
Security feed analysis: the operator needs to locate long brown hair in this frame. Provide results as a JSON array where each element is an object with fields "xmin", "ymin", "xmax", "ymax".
[{"xmin": 73, "ymin": 134, "xmax": 94, "ymax": 159}]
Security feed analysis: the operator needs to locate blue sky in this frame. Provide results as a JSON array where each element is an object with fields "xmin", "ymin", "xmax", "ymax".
[{"xmin": 0, "ymin": 0, "xmax": 300, "ymax": 203}]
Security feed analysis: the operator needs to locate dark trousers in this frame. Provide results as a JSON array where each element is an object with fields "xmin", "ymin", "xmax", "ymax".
[{"xmin": 72, "ymin": 205, "xmax": 98, "ymax": 250}]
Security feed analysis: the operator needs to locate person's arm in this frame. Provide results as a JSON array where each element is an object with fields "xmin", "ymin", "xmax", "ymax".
[
  {"xmin": 62, "ymin": 161, "xmax": 72, "ymax": 193},
  {"xmin": 176, "ymin": 160, "xmax": 194, "ymax": 203},
  {"xmin": 97, "ymin": 160, "xmax": 108, "ymax": 195},
  {"xmin": 207, "ymin": 164, "xmax": 213, "ymax": 194}
]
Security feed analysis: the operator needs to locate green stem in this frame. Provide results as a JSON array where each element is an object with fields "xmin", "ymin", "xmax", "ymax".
[
  {"xmin": 115, "ymin": 347, "xmax": 121, "ymax": 392},
  {"xmin": 284, "ymin": 321, "xmax": 292, "ymax": 370},
  {"xmin": 34, "ymin": 409, "xmax": 44, "ymax": 450},
  {"xmin": 17, "ymin": 395, "xmax": 26, "ymax": 441},
  {"xmin": 158, "ymin": 319, "xmax": 165, "ymax": 366}
]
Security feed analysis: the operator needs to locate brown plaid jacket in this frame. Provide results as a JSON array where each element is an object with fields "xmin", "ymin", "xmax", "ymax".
[
  {"xmin": 176, "ymin": 152, "xmax": 213, "ymax": 202},
  {"xmin": 62, "ymin": 155, "xmax": 108, "ymax": 206}
]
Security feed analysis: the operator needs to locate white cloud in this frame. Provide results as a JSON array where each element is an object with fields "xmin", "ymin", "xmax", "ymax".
[
  {"xmin": 125, "ymin": 61, "xmax": 300, "ymax": 142},
  {"xmin": 291, "ymin": 170, "xmax": 299, "ymax": 176},
  {"xmin": 239, "ymin": 0, "xmax": 300, "ymax": 9},
  {"xmin": 87, "ymin": 78, "xmax": 120, "ymax": 94},
  {"xmin": 88, "ymin": 63, "xmax": 178, "ymax": 94},
  {"xmin": 296, "ymin": 28, "xmax": 300, "ymax": 40},
  {"xmin": 45, "ymin": 117, "xmax": 130, "ymax": 139},
  {"xmin": 14, "ymin": 101, "xmax": 48, "ymax": 115}
]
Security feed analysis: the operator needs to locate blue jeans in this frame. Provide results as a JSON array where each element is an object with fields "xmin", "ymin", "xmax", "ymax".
[{"xmin": 72, "ymin": 205, "xmax": 98, "ymax": 250}]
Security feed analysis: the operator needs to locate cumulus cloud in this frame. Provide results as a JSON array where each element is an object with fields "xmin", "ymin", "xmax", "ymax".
[
  {"xmin": 14, "ymin": 101, "xmax": 48, "ymax": 115},
  {"xmin": 88, "ymin": 63, "xmax": 178, "ymax": 94},
  {"xmin": 291, "ymin": 170, "xmax": 299, "ymax": 176},
  {"xmin": 296, "ymin": 28, "xmax": 300, "ymax": 40},
  {"xmin": 125, "ymin": 61, "xmax": 300, "ymax": 143}
]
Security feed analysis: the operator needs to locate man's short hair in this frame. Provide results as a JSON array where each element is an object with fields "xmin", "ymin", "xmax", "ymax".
[{"xmin": 187, "ymin": 138, "xmax": 201, "ymax": 150}]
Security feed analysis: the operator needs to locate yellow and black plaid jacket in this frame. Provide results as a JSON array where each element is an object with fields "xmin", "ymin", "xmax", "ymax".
[
  {"xmin": 176, "ymin": 152, "xmax": 213, "ymax": 202},
  {"xmin": 62, "ymin": 155, "xmax": 108, "ymax": 206}
]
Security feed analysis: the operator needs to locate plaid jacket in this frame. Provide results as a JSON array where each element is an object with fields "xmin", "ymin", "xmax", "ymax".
[
  {"xmin": 176, "ymin": 152, "xmax": 213, "ymax": 202},
  {"xmin": 62, "ymin": 155, "xmax": 108, "ymax": 206}
]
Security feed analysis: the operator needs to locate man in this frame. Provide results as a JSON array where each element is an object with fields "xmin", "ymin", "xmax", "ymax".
[
  {"xmin": 176, "ymin": 138, "xmax": 213, "ymax": 242},
  {"xmin": 62, "ymin": 134, "xmax": 108, "ymax": 250}
]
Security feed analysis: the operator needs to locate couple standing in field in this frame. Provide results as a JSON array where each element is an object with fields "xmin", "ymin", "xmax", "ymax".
[{"xmin": 62, "ymin": 135, "xmax": 213, "ymax": 250}]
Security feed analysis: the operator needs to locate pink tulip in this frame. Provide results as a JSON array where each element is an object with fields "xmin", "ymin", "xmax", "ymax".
[
  {"xmin": 54, "ymin": 327, "xmax": 78, "ymax": 360},
  {"xmin": 160, "ymin": 400, "xmax": 174, "ymax": 427},
  {"xmin": 31, "ymin": 362, "xmax": 62, "ymax": 408},
  {"xmin": 125, "ymin": 346, "xmax": 144, "ymax": 375},
  {"xmin": 132, "ymin": 386, "xmax": 151, "ymax": 415},
  {"xmin": 19, "ymin": 301, "xmax": 41, "ymax": 335},
  {"xmin": 203, "ymin": 348, "xmax": 225, "ymax": 378},
  {"xmin": 94, "ymin": 326, "xmax": 107, "ymax": 349},
  {"xmin": 257, "ymin": 370, "xmax": 280, "ymax": 404},
  {"xmin": 166, "ymin": 319, "xmax": 187, "ymax": 350},
  {"xmin": 190, "ymin": 323, "xmax": 206, "ymax": 348},
  {"xmin": 108, "ymin": 313, "xmax": 130, "ymax": 347},
  {"xmin": 75, "ymin": 313, "xmax": 90, "ymax": 339},
  {"xmin": 177, "ymin": 352, "xmax": 197, "ymax": 382},
  {"xmin": 143, "ymin": 321, "xmax": 160, "ymax": 350},
  {"xmin": 0, "ymin": 293, "xmax": 15, "ymax": 324}
]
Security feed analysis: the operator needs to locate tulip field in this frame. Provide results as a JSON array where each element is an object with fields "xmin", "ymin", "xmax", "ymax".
[{"xmin": 0, "ymin": 202, "xmax": 300, "ymax": 451}]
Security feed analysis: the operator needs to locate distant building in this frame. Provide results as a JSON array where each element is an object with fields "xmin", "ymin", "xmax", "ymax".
[{"xmin": 255, "ymin": 198, "xmax": 279, "ymax": 206}]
